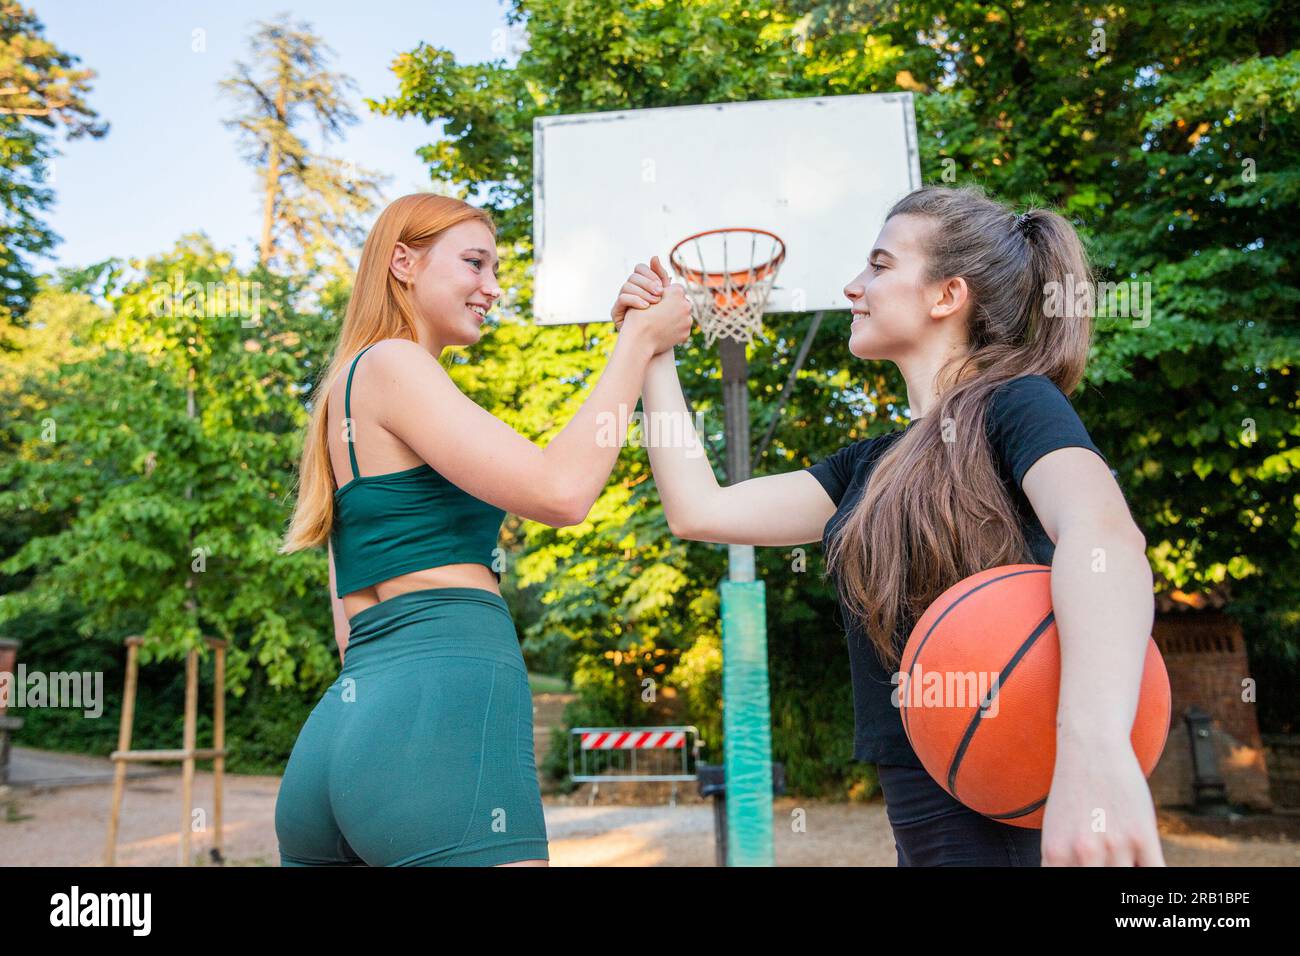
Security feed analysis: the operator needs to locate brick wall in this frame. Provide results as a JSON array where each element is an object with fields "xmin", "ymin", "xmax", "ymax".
[
  {"xmin": 0, "ymin": 638, "xmax": 21, "ymax": 785},
  {"xmin": 1146, "ymin": 611, "xmax": 1273, "ymax": 810},
  {"xmin": 0, "ymin": 639, "xmax": 15, "ymax": 714}
]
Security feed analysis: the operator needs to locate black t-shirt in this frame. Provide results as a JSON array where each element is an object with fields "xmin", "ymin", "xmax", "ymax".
[{"xmin": 804, "ymin": 374, "xmax": 1111, "ymax": 768}]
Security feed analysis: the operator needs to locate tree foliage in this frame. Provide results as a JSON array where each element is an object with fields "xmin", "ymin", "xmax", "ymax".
[
  {"xmin": 220, "ymin": 12, "xmax": 388, "ymax": 280},
  {"xmin": 0, "ymin": 1, "xmax": 106, "ymax": 341},
  {"xmin": 369, "ymin": 0, "xmax": 1298, "ymax": 781},
  {"xmin": 0, "ymin": 239, "xmax": 341, "ymax": 695}
]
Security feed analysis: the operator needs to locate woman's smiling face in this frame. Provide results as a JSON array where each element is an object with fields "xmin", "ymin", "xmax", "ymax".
[
  {"xmin": 391, "ymin": 219, "xmax": 502, "ymax": 347},
  {"xmin": 842, "ymin": 212, "xmax": 967, "ymax": 362}
]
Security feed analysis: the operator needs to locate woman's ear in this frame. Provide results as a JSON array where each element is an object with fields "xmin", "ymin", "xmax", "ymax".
[
  {"xmin": 390, "ymin": 241, "xmax": 419, "ymax": 286},
  {"xmin": 929, "ymin": 275, "xmax": 970, "ymax": 321}
]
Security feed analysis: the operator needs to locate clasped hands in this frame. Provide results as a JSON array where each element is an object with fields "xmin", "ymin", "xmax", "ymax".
[{"xmin": 610, "ymin": 255, "xmax": 693, "ymax": 354}]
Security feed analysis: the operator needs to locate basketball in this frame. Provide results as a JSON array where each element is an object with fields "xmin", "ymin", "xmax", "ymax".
[{"xmin": 898, "ymin": 564, "xmax": 1171, "ymax": 829}]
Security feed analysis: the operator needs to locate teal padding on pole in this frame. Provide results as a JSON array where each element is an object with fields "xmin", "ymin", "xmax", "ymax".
[{"xmin": 720, "ymin": 578, "xmax": 774, "ymax": 866}]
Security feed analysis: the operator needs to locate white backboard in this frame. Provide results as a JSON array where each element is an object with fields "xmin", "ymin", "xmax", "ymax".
[{"xmin": 532, "ymin": 92, "xmax": 921, "ymax": 326}]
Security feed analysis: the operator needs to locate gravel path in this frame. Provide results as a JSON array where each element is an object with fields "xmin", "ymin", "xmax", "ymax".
[{"xmin": 2, "ymin": 768, "xmax": 1295, "ymax": 867}]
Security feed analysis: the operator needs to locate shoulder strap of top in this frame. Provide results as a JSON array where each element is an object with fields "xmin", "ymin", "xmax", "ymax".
[{"xmin": 343, "ymin": 343, "xmax": 379, "ymax": 481}]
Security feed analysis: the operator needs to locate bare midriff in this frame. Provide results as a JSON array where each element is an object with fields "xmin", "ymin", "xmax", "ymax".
[{"xmin": 340, "ymin": 563, "xmax": 501, "ymax": 621}]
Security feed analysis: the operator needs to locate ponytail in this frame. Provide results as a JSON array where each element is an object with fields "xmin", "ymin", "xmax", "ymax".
[{"xmin": 823, "ymin": 184, "xmax": 1096, "ymax": 668}]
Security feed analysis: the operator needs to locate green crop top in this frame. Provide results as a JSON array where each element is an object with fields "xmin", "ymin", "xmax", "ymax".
[{"xmin": 330, "ymin": 342, "xmax": 507, "ymax": 598}]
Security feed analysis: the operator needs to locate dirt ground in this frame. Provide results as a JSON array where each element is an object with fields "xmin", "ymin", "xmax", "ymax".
[{"xmin": 2, "ymin": 769, "xmax": 1297, "ymax": 867}]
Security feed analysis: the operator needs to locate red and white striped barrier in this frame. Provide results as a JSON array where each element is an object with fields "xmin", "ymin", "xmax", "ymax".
[{"xmin": 580, "ymin": 729, "xmax": 686, "ymax": 750}]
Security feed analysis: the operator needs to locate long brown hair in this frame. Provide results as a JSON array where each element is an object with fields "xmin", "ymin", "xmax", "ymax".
[
  {"xmin": 278, "ymin": 193, "xmax": 496, "ymax": 555},
  {"xmin": 823, "ymin": 183, "xmax": 1095, "ymax": 671}
]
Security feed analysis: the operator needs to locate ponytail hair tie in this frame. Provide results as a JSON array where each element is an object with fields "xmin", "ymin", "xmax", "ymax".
[{"xmin": 1013, "ymin": 212, "xmax": 1034, "ymax": 235}]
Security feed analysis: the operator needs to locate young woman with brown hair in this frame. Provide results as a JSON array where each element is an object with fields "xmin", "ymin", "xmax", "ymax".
[{"xmin": 622, "ymin": 183, "xmax": 1163, "ymax": 867}]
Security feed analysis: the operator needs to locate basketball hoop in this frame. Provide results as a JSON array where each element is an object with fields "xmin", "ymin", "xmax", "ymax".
[{"xmin": 669, "ymin": 228, "xmax": 786, "ymax": 347}]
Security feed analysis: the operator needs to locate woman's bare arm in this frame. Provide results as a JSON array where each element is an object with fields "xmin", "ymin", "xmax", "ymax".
[
  {"xmin": 1021, "ymin": 445, "xmax": 1163, "ymax": 865},
  {"xmin": 641, "ymin": 348, "xmax": 837, "ymax": 545},
  {"xmin": 368, "ymin": 295, "xmax": 691, "ymax": 527}
]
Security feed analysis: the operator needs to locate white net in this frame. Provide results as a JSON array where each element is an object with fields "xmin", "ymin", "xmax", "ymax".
[{"xmin": 670, "ymin": 229, "xmax": 786, "ymax": 347}]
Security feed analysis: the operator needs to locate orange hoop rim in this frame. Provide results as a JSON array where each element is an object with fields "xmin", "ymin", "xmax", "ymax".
[{"xmin": 668, "ymin": 227, "xmax": 787, "ymax": 289}]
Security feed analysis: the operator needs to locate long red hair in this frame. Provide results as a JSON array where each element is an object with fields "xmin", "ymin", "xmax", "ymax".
[{"xmin": 279, "ymin": 193, "xmax": 495, "ymax": 555}]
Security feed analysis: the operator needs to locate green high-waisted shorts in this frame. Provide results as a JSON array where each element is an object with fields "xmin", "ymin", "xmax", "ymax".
[{"xmin": 275, "ymin": 587, "xmax": 550, "ymax": 866}]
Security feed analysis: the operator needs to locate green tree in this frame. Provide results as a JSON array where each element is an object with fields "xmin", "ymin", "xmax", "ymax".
[
  {"xmin": 220, "ymin": 12, "xmax": 388, "ymax": 281},
  {"xmin": 0, "ymin": 1, "xmax": 106, "ymax": 343},
  {"xmin": 0, "ymin": 238, "xmax": 341, "ymax": 694}
]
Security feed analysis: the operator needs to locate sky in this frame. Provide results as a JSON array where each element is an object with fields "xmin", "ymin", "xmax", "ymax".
[{"xmin": 31, "ymin": 1, "xmax": 518, "ymax": 274}]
